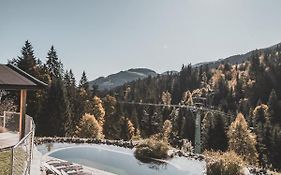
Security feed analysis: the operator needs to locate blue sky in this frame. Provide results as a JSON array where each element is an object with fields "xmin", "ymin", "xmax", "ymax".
[{"xmin": 1, "ymin": 0, "xmax": 281, "ymax": 80}]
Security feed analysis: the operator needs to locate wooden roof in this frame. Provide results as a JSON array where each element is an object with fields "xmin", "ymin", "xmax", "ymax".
[{"xmin": 0, "ymin": 64, "xmax": 47, "ymax": 90}]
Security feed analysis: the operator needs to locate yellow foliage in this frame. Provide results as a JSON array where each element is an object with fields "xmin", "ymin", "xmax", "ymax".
[
  {"xmin": 92, "ymin": 96, "xmax": 106, "ymax": 127},
  {"xmin": 162, "ymin": 91, "xmax": 172, "ymax": 105},
  {"xmin": 227, "ymin": 113, "xmax": 258, "ymax": 165},
  {"xmin": 75, "ymin": 113, "xmax": 104, "ymax": 139},
  {"xmin": 204, "ymin": 151, "xmax": 245, "ymax": 175},
  {"xmin": 162, "ymin": 120, "xmax": 172, "ymax": 142},
  {"xmin": 127, "ymin": 119, "xmax": 135, "ymax": 139}
]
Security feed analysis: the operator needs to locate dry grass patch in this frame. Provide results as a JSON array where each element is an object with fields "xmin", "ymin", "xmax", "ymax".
[{"xmin": 204, "ymin": 151, "xmax": 245, "ymax": 175}]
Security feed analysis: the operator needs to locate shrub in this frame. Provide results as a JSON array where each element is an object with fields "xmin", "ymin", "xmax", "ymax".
[
  {"xmin": 204, "ymin": 151, "xmax": 245, "ymax": 175},
  {"xmin": 181, "ymin": 139, "xmax": 194, "ymax": 153},
  {"xmin": 134, "ymin": 136, "xmax": 170, "ymax": 161},
  {"xmin": 134, "ymin": 119, "xmax": 173, "ymax": 161}
]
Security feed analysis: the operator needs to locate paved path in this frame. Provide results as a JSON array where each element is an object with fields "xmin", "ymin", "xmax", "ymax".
[
  {"xmin": 0, "ymin": 132, "xmax": 18, "ymax": 149},
  {"xmin": 31, "ymin": 146, "xmax": 42, "ymax": 175}
]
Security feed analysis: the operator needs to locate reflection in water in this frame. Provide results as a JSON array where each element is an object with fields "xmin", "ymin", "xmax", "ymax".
[{"xmin": 136, "ymin": 157, "xmax": 168, "ymax": 171}]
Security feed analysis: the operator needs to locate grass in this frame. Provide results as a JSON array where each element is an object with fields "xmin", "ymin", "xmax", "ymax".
[
  {"xmin": 204, "ymin": 151, "xmax": 245, "ymax": 175},
  {"xmin": 0, "ymin": 148, "xmax": 28, "ymax": 175},
  {"xmin": 0, "ymin": 150, "xmax": 12, "ymax": 175}
]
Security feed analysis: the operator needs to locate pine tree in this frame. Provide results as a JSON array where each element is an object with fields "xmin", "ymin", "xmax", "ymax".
[
  {"xmin": 79, "ymin": 71, "xmax": 89, "ymax": 91},
  {"xmin": 64, "ymin": 70, "xmax": 79, "ymax": 132},
  {"xmin": 11, "ymin": 40, "xmax": 39, "ymax": 76},
  {"xmin": 202, "ymin": 112, "xmax": 228, "ymax": 151},
  {"xmin": 249, "ymin": 50, "xmax": 260, "ymax": 78},
  {"xmin": 268, "ymin": 89, "xmax": 280, "ymax": 123},
  {"xmin": 269, "ymin": 126, "xmax": 281, "ymax": 170},
  {"xmin": 39, "ymin": 77, "xmax": 71, "ymax": 136},
  {"xmin": 10, "ymin": 40, "xmax": 45, "ymax": 126},
  {"xmin": 227, "ymin": 113, "xmax": 258, "ymax": 165},
  {"xmin": 46, "ymin": 46, "xmax": 62, "ymax": 79}
]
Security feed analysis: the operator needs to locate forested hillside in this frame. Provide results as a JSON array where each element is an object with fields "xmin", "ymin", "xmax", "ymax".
[{"xmin": 1, "ymin": 40, "xmax": 281, "ymax": 170}]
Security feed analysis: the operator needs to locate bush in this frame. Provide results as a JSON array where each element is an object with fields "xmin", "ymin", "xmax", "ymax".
[
  {"xmin": 204, "ymin": 151, "xmax": 245, "ymax": 175},
  {"xmin": 181, "ymin": 139, "xmax": 194, "ymax": 153},
  {"xmin": 134, "ymin": 136, "xmax": 170, "ymax": 161}
]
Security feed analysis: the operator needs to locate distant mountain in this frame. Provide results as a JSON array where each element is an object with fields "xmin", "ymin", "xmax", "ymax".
[
  {"xmin": 161, "ymin": 70, "xmax": 178, "ymax": 75},
  {"xmin": 193, "ymin": 42, "xmax": 281, "ymax": 68},
  {"xmin": 89, "ymin": 68, "xmax": 157, "ymax": 90}
]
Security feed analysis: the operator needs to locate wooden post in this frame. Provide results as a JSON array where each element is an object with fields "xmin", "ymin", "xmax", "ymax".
[{"xmin": 19, "ymin": 89, "xmax": 27, "ymax": 140}]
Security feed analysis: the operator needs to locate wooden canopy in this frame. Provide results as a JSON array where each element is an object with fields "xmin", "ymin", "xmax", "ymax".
[
  {"xmin": 0, "ymin": 64, "xmax": 47, "ymax": 139},
  {"xmin": 0, "ymin": 64, "xmax": 47, "ymax": 90}
]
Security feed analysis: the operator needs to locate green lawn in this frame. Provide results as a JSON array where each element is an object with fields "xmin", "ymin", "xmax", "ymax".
[
  {"xmin": 0, "ymin": 148, "xmax": 28, "ymax": 175},
  {"xmin": 0, "ymin": 150, "xmax": 12, "ymax": 175}
]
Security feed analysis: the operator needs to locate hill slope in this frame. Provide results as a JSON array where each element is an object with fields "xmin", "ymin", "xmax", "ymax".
[
  {"xmin": 193, "ymin": 42, "xmax": 281, "ymax": 68},
  {"xmin": 89, "ymin": 68, "xmax": 157, "ymax": 90}
]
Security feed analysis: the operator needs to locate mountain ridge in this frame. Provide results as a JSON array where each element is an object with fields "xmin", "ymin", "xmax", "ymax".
[
  {"xmin": 193, "ymin": 42, "xmax": 281, "ymax": 68},
  {"xmin": 89, "ymin": 68, "xmax": 157, "ymax": 90},
  {"xmin": 90, "ymin": 42, "xmax": 281, "ymax": 91}
]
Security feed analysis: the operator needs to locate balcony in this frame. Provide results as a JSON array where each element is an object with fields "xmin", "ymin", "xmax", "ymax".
[{"xmin": 0, "ymin": 112, "xmax": 35, "ymax": 175}]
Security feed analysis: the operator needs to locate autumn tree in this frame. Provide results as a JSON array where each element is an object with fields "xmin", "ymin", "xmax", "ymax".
[
  {"xmin": 92, "ymin": 96, "xmax": 106, "ymax": 128},
  {"xmin": 227, "ymin": 113, "xmax": 258, "ymax": 165},
  {"xmin": 252, "ymin": 104, "xmax": 271, "ymax": 167},
  {"xmin": 75, "ymin": 113, "xmax": 104, "ymax": 139},
  {"xmin": 162, "ymin": 120, "xmax": 172, "ymax": 142}
]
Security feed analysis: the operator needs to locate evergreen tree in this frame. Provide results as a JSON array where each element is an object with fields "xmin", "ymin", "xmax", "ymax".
[
  {"xmin": 9, "ymin": 40, "xmax": 45, "ymax": 127},
  {"xmin": 64, "ymin": 70, "xmax": 79, "ymax": 132},
  {"xmin": 269, "ymin": 126, "xmax": 281, "ymax": 170},
  {"xmin": 268, "ymin": 89, "xmax": 280, "ymax": 123},
  {"xmin": 79, "ymin": 71, "xmax": 89, "ymax": 91},
  {"xmin": 202, "ymin": 112, "xmax": 228, "ymax": 151},
  {"xmin": 39, "ymin": 77, "xmax": 71, "ymax": 136},
  {"xmin": 11, "ymin": 40, "xmax": 39, "ymax": 76},
  {"xmin": 180, "ymin": 110, "xmax": 195, "ymax": 144},
  {"xmin": 46, "ymin": 46, "xmax": 62, "ymax": 79}
]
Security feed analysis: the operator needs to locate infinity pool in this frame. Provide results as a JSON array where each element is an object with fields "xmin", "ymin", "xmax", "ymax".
[{"xmin": 37, "ymin": 143, "xmax": 205, "ymax": 175}]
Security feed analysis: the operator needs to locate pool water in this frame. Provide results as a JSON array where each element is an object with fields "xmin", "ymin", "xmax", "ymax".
[{"xmin": 37, "ymin": 143, "xmax": 206, "ymax": 175}]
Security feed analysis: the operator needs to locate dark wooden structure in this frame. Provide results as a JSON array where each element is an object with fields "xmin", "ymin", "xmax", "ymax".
[{"xmin": 0, "ymin": 64, "xmax": 47, "ymax": 139}]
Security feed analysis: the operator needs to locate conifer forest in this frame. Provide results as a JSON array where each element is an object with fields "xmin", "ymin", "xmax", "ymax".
[{"xmin": 1, "ymin": 40, "xmax": 281, "ymax": 171}]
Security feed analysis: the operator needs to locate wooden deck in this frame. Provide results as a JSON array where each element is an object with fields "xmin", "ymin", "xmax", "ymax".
[
  {"xmin": 42, "ymin": 156, "xmax": 117, "ymax": 175},
  {"xmin": 0, "ymin": 132, "xmax": 19, "ymax": 149}
]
